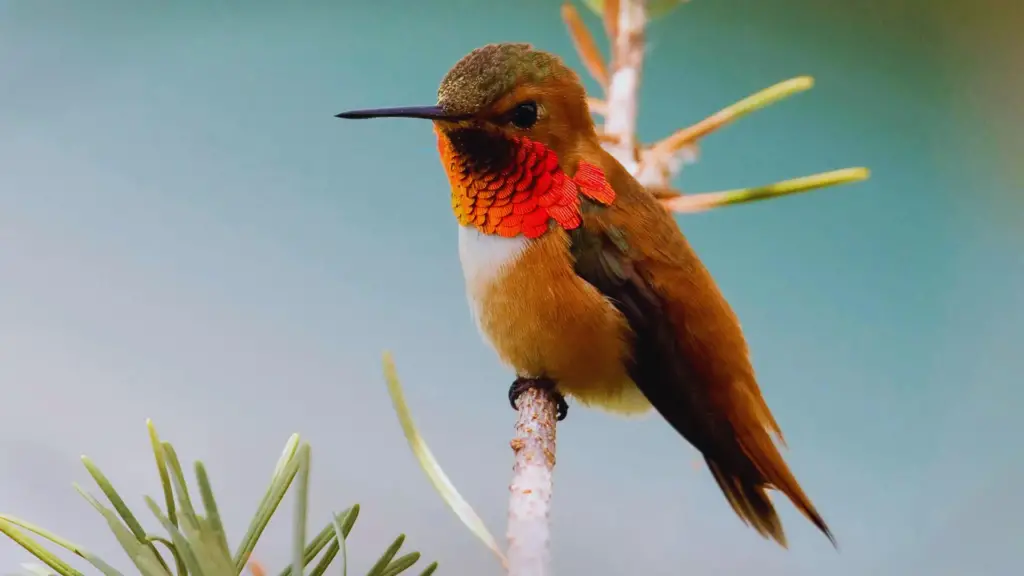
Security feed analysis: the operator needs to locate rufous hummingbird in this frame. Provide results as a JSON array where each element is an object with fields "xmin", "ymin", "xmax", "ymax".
[{"xmin": 337, "ymin": 43, "xmax": 834, "ymax": 548}]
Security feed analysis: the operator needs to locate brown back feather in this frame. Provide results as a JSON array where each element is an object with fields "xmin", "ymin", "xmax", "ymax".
[{"xmin": 567, "ymin": 145, "xmax": 834, "ymax": 547}]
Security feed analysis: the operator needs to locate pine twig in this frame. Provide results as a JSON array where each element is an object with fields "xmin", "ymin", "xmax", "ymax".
[
  {"xmin": 661, "ymin": 167, "xmax": 871, "ymax": 213},
  {"xmin": 651, "ymin": 76, "xmax": 813, "ymax": 155},
  {"xmin": 506, "ymin": 389, "xmax": 559, "ymax": 576},
  {"xmin": 603, "ymin": 0, "xmax": 649, "ymax": 175},
  {"xmin": 640, "ymin": 76, "xmax": 814, "ymax": 177}
]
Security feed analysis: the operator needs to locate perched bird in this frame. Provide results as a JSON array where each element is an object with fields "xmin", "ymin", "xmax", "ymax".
[{"xmin": 337, "ymin": 43, "xmax": 834, "ymax": 548}]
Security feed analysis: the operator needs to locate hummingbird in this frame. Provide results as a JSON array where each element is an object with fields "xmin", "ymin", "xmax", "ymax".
[{"xmin": 337, "ymin": 42, "xmax": 834, "ymax": 548}]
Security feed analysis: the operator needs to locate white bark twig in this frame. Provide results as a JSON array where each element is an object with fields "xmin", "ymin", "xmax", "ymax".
[
  {"xmin": 603, "ymin": 0, "xmax": 648, "ymax": 177},
  {"xmin": 506, "ymin": 388, "xmax": 559, "ymax": 576}
]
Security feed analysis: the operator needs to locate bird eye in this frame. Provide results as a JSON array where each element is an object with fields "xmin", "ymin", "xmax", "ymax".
[{"xmin": 509, "ymin": 101, "xmax": 539, "ymax": 129}]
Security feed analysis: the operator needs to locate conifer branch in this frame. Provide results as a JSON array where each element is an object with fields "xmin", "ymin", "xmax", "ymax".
[
  {"xmin": 647, "ymin": 76, "xmax": 815, "ymax": 160},
  {"xmin": 601, "ymin": 0, "xmax": 648, "ymax": 175},
  {"xmin": 565, "ymin": 2, "xmax": 869, "ymax": 201},
  {"xmin": 661, "ymin": 167, "xmax": 871, "ymax": 213},
  {"xmin": 1, "ymin": 422, "xmax": 438, "ymax": 576},
  {"xmin": 506, "ymin": 389, "xmax": 559, "ymax": 576}
]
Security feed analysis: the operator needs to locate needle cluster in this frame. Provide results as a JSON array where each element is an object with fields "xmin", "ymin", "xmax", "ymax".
[{"xmin": 0, "ymin": 421, "xmax": 439, "ymax": 576}]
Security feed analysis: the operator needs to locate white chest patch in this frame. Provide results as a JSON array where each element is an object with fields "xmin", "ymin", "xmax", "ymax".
[{"xmin": 457, "ymin": 225, "xmax": 530, "ymax": 328}]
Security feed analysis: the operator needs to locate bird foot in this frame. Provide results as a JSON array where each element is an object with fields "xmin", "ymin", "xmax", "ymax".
[{"xmin": 508, "ymin": 377, "xmax": 568, "ymax": 421}]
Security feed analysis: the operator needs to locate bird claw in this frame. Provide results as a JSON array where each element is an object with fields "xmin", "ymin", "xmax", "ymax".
[{"xmin": 508, "ymin": 377, "xmax": 568, "ymax": 421}]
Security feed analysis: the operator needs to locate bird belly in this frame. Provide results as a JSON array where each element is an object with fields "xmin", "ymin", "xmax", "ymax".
[{"xmin": 458, "ymin": 225, "xmax": 651, "ymax": 415}]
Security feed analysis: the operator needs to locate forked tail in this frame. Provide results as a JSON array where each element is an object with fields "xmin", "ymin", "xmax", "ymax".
[{"xmin": 704, "ymin": 444, "xmax": 835, "ymax": 548}]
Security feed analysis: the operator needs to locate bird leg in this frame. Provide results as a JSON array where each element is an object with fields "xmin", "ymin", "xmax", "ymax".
[{"xmin": 508, "ymin": 377, "xmax": 568, "ymax": 421}]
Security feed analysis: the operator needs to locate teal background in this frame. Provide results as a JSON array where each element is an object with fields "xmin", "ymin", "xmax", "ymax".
[{"xmin": 1, "ymin": 1, "xmax": 1020, "ymax": 574}]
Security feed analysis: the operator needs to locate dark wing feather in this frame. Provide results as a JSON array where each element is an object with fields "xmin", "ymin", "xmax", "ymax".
[{"xmin": 569, "ymin": 192, "xmax": 834, "ymax": 547}]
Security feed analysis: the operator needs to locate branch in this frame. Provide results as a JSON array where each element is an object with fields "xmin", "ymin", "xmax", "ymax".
[
  {"xmin": 640, "ymin": 76, "xmax": 814, "ymax": 179},
  {"xmin": 660, "ymin": 167, "xmax": 871, "ymax": 213},
  {"xmin": 651, "ymin": 76, "xmax": 813, "ymax": 156},
  {"xmin": 602, "ymin": 0, "xmax": 647, "ymax": 173},
  {"xmin": 507, "ymin": 389, "xmax": 559, "ymax": 576}
]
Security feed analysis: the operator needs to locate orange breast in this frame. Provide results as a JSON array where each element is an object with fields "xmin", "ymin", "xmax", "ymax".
[{"xmin": 470, "ymin": 228, "xmax": 651, "ymax": 415}]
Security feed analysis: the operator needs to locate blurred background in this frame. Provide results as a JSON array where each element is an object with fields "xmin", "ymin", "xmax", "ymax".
[{"xmin": 1, "ymin": 0, "xmax": 1021, "ymax": 574}]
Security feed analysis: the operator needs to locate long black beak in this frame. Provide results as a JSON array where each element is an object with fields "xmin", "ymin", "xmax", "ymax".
[{"xmin": 334, "ymin": 105, "xmax": 467, "ymax": 121}]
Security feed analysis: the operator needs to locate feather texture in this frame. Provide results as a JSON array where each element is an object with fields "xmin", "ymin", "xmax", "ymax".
[
  {"xmin": 568, "ymin": 144, "xmax": 834, "ymax": 547},
  {"xmin": 437, "ymin": 127, "xmax": 614, "ymax": 238}
]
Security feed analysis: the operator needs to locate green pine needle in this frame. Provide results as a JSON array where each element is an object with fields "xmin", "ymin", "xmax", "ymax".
[
  {"xmin": 0, "ymin": 423, "xmax": 438, "ymax": 576},
  {"xmin": 381, "ymin": 354, "xmax": 506, "ymax": 568}
]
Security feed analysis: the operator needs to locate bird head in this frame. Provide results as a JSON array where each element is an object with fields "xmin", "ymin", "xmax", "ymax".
[{"xmin": 337, "ymin": 43, "xmax": 611, "ymax": 238}]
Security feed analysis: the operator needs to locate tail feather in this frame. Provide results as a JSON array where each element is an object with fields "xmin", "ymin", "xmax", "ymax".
[
  {"xmin": 705, "ymin": 441, "xmax": 836, "ymax": 548},
  {"xmin": 707, "ymin": 459, "xmax": 788, "ymax": 545}
]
